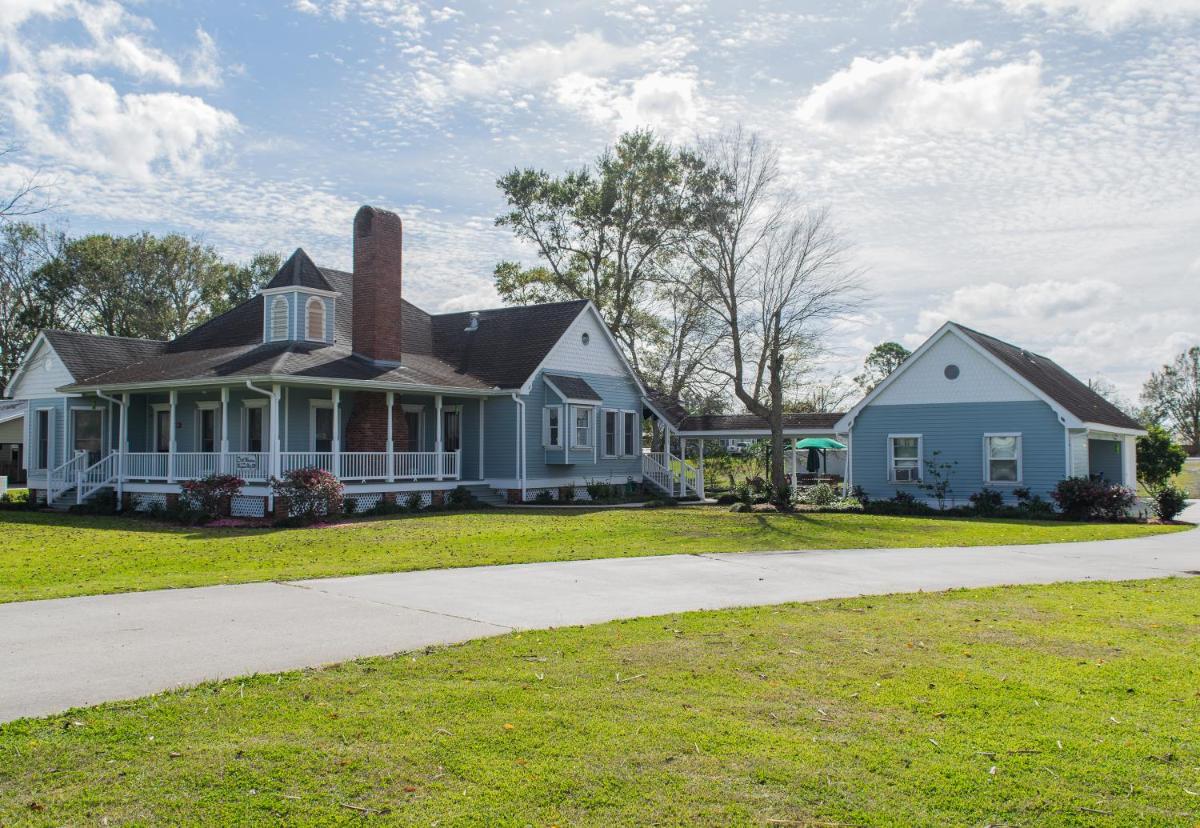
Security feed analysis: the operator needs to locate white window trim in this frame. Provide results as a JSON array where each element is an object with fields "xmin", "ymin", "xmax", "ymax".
[
  {"xmin": 983, "ymin": 432, "xmax": 1023, "ymax": 484},
  {"xmin": 309, "ymin": 399, "xmax": 334, "ymax": 452},
  {"xmin": 601, "ymin": 408, "xmax": 621, "ymax": 458},
  {"xmin": 33, "ymin": 406, "xmax": 54, "ymax": 470},
  {"xmin": 151, "ymin": 403, "xmax": 172, "ymax": 454},
  {"xmin": 400, "ymin": 403, "xmax": 425, "ymax": 452},
  {"xmin": 571, "ymin": 404, "xmax": 593, "ymax": 450},
  {"xmin": 542, "ymin": 404, "xmax": 564, "ymax": 449},
  {"xmin": 621, "ymin": 410, "xmax": 639, "ymax": 457},
  {"xmin": 269, "ymin": 295, "xmax": 289, "ymax": 341},
  {"xmin": 888, "ymin": 433, "xmax": 923, "ymax": 484},
  {"xmin": 240, "ymin": 399, "xmax": 268, "ymax": 452},
  {"xmin": 304, "ymin": 296, "xmax": 327, "ymax": 342},
  {"xmin": 193, "ymin": 401, "xmax": 222, "ymax": 453}
]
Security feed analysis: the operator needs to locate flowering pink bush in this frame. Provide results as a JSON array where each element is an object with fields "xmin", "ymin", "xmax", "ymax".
[
  {"xmin": 180, "ymin": 474, "xmax": 245, "ymax": 519},
  {"xmin": 271, "ymin": 467, "xmax": 344, "ymax": 522}
]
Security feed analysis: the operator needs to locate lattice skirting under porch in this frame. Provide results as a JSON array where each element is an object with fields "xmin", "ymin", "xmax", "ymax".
[
  {"xmin": 522, "ymin": 486, "xmax": 594, "ymax": 502},
  {"xmin": 131, "ymin": 492, "xmax": 168, "ymax": 512},
  {"xmin": 346, "ymin": 492, "xmax": 383, "ymax": 513},
  {"xmin": 230, "ymin": 495, "xmax": 266, "ymax": 518}
]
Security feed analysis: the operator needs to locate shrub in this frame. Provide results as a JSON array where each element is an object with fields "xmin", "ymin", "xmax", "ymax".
[
  {"xmin": 797, "ymin": 483, "xmax": 839, "ymax": 507},
  {"xmin": 68, "ymin": 489, "xmax": 118, "ymax": 516},
  {"xmin": 1152, "ymin": 485, "xmax": 1188, "ymax": 522},
  {"xmin": 586, "ymin": 480, "xmax": 618, "ymax": 502},
  {"xmin": 862, "ymin": 490, "xmax": 936, "ymax": 517},
  {"xmin": 534, "ymin": 490, "xmax": 556, "ymax": 505},
  {"xmin": 733, "ymin": 482, "xmax": 754, "ymax": 505},
  {"xmin": 764, "ymin": 482, "xmax": 792, "ymax": 509},
  {"xmin": 715, "ymin": 492, "xmax": 739, "ymax": 505},
  {"xmin": 447, "ymin": 486, "xmax": 474, "ymax": 509},
  {"xmin": 368, "ymin": 498, "xmax": 404, "ymax": 516},
  {"xmin": 180, "ymin": 474, "xmax": 245, "ymax": 520},
  {"xmin": 1051, "ymin": 476, "xmax": 1136, "ymax": 521},
  {"xmin": 558, "ymin": 486, "xmax": 576, "ymax": 503},
  {"xmin": 850, "ymin": 485, "xmax": 869, "ymax": 505},
  {"xmin": 271, "ymin": 467, "xmax": 343, "ymax": 523},
  {"xmin": 1011, "ymin": 487, "xmax": 1056, "ymax": 519},
  {"xmin": 1137, "ymin": 425, "xmax": 1187, "ymax": 495},
  {"xmin": 0, "ymin": 488, "xmax": 33, "ymax": 510},
  {"xmin": 968, "ymin": 487, "xmax": 1005, "ymax": 516},
  {"xmin": 342, "ymin": 497, "xmax": 358, "ymax": 515},
  {"xmin": 405, "ymin": 492, "xmax": 424, "ymax": 512}
]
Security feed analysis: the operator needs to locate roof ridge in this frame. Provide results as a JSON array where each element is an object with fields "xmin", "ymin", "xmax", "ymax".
[
  {"xmin": 430, "ymin": 298, "xmax": 588, "ymax": 319},
  {"xmin": 45, "ymin": 329, "xmax": 167, "ymax": 344}
]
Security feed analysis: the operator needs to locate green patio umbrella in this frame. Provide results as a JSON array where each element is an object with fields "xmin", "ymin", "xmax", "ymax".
[{"xmin": 794, "ymin": 437, "xmax": 846, "ymax": 479}]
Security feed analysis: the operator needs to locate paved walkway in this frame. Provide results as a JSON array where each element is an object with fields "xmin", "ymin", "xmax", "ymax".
[{"xmin": 3, "ymin": 507, "xmax": 1198, "ymax": 722}]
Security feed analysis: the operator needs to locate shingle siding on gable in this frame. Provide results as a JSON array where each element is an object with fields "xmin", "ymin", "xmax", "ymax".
[
  {"xmin": 871, "ymin": 333, "xmax": 1037, "ymax": 406},
  {"xmin": 538, "ymin": 309, "xmax": 628, "ymax": 380},
  {"xmin": 851, "ymin": 401, "xmax": 1066, "ymax": 503}
]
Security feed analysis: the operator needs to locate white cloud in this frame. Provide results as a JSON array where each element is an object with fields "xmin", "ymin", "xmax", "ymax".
[
  {"xmin": 293, "ymin": 0, "xmax": 425, "ymax": 30},
  {"xmin": 797, "ymin": 41, "xmax": 1052, "ymax": 132},
  {"xmin": 553, "ymin": 71, "xmax": 706, "ymax": 137},
  {"xmin": 992, "ymin": 0, "xmax": 1200, "ymax": 30},
  {"xmin": 1, "ymin": 72, "xmax": 238, "ymax": 179}
]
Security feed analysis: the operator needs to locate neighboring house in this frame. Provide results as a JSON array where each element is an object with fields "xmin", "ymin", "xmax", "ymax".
[
  {"xmin": 5, "ymin": 206, "xmax": 657, "ymax": 513},
  {"xmin": 0, "ymin": 400, "xmax": 26, "ymax": 485},
  {"xmin": 833, "ymin": 322, "xmax": 1144, "ymax": 505}
]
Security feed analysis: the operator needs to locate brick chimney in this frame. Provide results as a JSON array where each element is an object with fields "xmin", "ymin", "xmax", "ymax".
[{"xmin": 352, "ymin": 205, "xmax": 404, "ymax": 365}]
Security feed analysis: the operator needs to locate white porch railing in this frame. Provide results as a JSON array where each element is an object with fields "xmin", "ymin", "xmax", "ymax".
[
  {"xmin": 76, "ymin": 452, "xmax": 119, "ymax": 503},
  {"xmin": 681, "ymin": 459, "xmax": 700, "ymax": 497},
  {"xmin": 115, "ymin": 450, "xmax": 461, "ymax": 484},
  {"xmin": 47, "ymin": 450, "xmax": 88, "ymax": 503},
  {"xmin": 642, "ymin": 452, "xmax": 674, "ymax": 495}
]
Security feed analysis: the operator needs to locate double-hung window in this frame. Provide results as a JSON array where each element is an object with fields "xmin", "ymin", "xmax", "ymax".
[
  {"xmin": 984, "ymin": 434, "xmax": 1021, "ymax": 483},
  {"xmin": 889, "ymin": 435, "xmax": 922, "ymax": 483},
  {"xmin": 603, "ymin": 410, "xmax": 619, "ymax": 458},
  {"xmin": 622, "ymin": 411, "xmax": 638, "ymax": 456},
  {"xmin": 543, "ymin": 405, "xmax": 563, "ymax": 449},
  {"xmin": 572, "ymin": 405, "xmax": 592, "ymax": 449}
]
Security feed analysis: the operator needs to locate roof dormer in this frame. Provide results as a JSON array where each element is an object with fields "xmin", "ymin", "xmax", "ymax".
[{"xmin": 261, "ymin": 248, "xmax": 339, "ymax": 345}]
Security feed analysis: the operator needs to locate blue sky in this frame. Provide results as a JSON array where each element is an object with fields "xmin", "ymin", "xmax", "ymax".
[{"xmin": 2, "ymin": 0, "xmax": 1198, "ymax": 399}]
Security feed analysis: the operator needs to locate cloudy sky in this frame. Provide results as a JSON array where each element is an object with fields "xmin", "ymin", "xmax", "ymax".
[{"xmin": 2, "ymin": 0, "xmax": 1197, "ymax": 400}]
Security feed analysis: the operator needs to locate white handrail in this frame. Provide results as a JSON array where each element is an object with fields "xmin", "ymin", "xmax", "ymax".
[
  {"xmin": 47, "ymin": 450, "xmax": 88, "ymax": 503},
  {"xmin": 77, "ymin": 452, "xmax": 118, "ymax": 503}
]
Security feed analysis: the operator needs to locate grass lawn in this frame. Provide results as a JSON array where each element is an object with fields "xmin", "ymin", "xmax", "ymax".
[
  {"xmin": 0, "ymin": 507, "xmax": 1186, "ymax": 604},
  {"xmin": 3, "ymin": 577, "xmax": 1199, "ymax": 825},
  {"xmin": 1176, "ymin": 459, "xmax": 1200, "ymax": 498}
]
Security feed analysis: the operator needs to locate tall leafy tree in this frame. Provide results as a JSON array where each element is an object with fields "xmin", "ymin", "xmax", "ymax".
[
  {"xmin": 0, "ymin": 222, "xmax": 64, "ymax": 390},
  {"xmin": 203, "ymin": 251, "xmax": 282, "ymax": 317},
  {"xmin": 854, "ymin": 341, "xmax": 910, "ymax": 391},
  {"xmin": 494, "ymin": 129, "xmax": 699, "ymax": 374},
  {"xmin": 1141, "ymin": 346, "xmax": 1200, "ymax": 449}
]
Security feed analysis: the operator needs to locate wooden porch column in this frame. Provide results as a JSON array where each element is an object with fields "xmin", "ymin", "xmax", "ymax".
[
  {"xmin": 331, "ymin": 388, "xmax": 341, "ymax": 478},
  {"xmin": 679, "ymin": 437, "xmax": 688, "ymax": 497},
  {"xmin": 385, "ymin": 391, "xmax": 395, "ymax": 483},
  {"xmin": 167, "ymin": 389, "xmax": 177, "ymax": 483},
  {"xmin": 270, "ymin": 384, "xmax": 281, "ymax": 480},
  {"xmin": 118, "ymin": 392, "xmax": 129, "ymax": 500},
  {"xmin": 435, "ymin": 393, "xmax": 444, "ymax": 480},
  {"xmin": 220, "ymin": 387, "xmax": 229, "ymax": 473}
]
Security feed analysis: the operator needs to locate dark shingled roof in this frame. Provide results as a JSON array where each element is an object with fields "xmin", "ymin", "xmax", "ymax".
[
  {"xmin": 43, "ymin": 330, "xmax": 166, "ymax": 382},
  {"xmin": 544, "ymin": 373, "xmax": 602, "ymax": 402},
  {"xmin": 644, "ymin": 387, "xmax": 691, "ymax": 428},
  {"xmin": 59, "ymin": 253, "xmax": 592, "ymax": 391},
  {"xmin": 677, "ymin": 412, "xmax": 844, "ymax": 433},
  {"xmin": 0, "ymin": 399, "xmax": 25, "ymax": 422},
  {"xmin": 264, "ymin": 248, "xmax": 333, "ymax": 292},
  {"xmin": 956, "ymin": 324, "xmax": 1142, "ymax": 430}
]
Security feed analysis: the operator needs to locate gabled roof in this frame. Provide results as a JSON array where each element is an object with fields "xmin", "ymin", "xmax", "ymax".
[
  {"xmin": 264, "ymin": 248, "xmax": 334, "ymax": 292},
  {"xmin": 42, "ymin": 331, "xmax": 166, "ymax": 382},
  {"xmin": 955, "ymin": 325, "xmax": 1141, "ymax": 431},
  {"xmin": 56, "ymin": 256, "xmax": 594, "ymax": 392},
  {"xmin": 643, "ymin": 388, "xmax": 691, "ymax": 428},
  {"xmin": 544, "ymin": 373, "xmax": 602, "ymax": 402},
  {"xmin": 0, "ymin": 400, "xmax": 25, "ymax": 424},
  {"xmin": 835, "ymin": 322, "xmax": 1143, "ymax": 433}
]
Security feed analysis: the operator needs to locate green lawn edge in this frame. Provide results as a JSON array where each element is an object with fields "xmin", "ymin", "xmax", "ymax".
[
  {"xmin": 2, "ymin": 577, "xmax": 1198, "ymax": 826},
  {"xmin": 0, "ymin": 506, "xmax": 1188, "ymax": 604}
]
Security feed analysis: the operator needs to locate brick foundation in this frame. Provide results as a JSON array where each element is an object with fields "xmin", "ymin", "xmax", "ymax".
[
  {"xmin": 273, "ymin": 496, "xmax": 290, "ymax": 520},
  {"xmin": 383, "ymin": 492, "xmax": 396, "ymax": 505},
  {"xmin": 431, "ymin": 490, "xmax": 445, "ymax": 507},
  {"xmin": 121, "ymin": 492, "xmax": 133, "ymax": 511},
  {"xmin": 506, "ymin": 488, "xmax": 522, "ymax": 504},
  {"xmin": 165, "ymin": 493, "xmax": 179, "ymax": 510}
]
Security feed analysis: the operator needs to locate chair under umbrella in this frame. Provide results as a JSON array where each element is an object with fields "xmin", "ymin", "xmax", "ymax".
[{"xmin": 792, "ymin": 437, "xmax": 847, "ymax": 480}]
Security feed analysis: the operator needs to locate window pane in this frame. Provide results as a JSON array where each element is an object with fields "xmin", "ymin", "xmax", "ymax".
[
  {"xmin": 314, "ymin": 408, "xmax": 333, "ymax": 452},
  {"xmin": 403, "ymin": 412, "xmax": 420, "ymax": 451},
  {"xmin": 605, "ymin": 411, "xmax": 617, "ymax": 455},
  {"xmin": 892, "ymin": 437, "xmax": 919, "ymax": 459},
  {"xmin": 548, "ymin": 407, "xmax": 560, "ymax": 447},
  {"xmin": 623, "ymin": 413, "xmax": 636, "ymax": 455},
  {"xmin": 247, "ymin": 408, "xmax": 263, "ymax": 452},
  {"xmin": 156, "ymin": 410, "xmax": 171, "ymax": 453},
  {"xmin": 307, "ymin": 299, "xmax": 324, "ymax": 340},
  {"xmin": 990, "ymin": 459, "xmax": 1018, "ymax": 481},
  {"xmin": 443, "ymin": 410, "xmax": 460, "ymax": 452},
  {"xmin": 988, "ymin": 435, "xmax": 1017, "ymax": 459}
]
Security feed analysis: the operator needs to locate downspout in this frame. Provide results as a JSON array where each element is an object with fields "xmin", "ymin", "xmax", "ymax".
[
  {"xmin": 96, "ymin": 390, "xmax": 125, "ymax": 507},
  {"xmin": 246, "ymin": 381, "xmax": 276, "ymax": 512},
  {"xmin": 511, "ymin": 392, "xmax": 525, "ymax": 502}
]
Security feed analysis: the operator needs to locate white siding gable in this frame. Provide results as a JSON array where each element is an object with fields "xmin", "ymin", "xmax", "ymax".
[
  {"xmin": 871, "ymin": 332, "xmax": 1038, "ymax": 406},
  {"xmin": 8, "ymin": 340, "xmax": 75, "ymax": 400},
  {"xmin": 539, "ymin": 307, "xmax": 628, "ymax": 379}
]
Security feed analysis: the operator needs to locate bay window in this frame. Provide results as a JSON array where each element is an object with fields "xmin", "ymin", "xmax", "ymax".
[
  {"xmin": 542, "ymin": 405, "xmax": 563, "ymax": 449},
  {"xmin": 572, "ymin": 405, "xmax": 592, "ymax": 449}
]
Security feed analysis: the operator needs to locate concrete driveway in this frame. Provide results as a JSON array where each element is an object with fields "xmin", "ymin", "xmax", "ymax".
[{"xmin": 2, "ymin": 506, "xmax": 1198, "ymax": 722}]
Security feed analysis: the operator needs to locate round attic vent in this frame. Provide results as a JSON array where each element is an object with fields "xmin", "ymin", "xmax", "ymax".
[
  {"xmin": 944, "ymin": 364, "xmax": 960, "ymax": 380},
  {"xmin": 581, "ymin": 332, "xmax": 590, "ymax": 346}
]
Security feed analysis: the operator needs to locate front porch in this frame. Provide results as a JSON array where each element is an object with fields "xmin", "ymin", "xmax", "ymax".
[{"xmin": 41, "ymin": 381, "xmax": 492, "ymax": 507}]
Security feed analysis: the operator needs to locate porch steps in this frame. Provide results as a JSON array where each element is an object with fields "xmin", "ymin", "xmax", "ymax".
[{"xmin": 461, "ymin": 484, "xmax": 508, "ymax": 507}]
